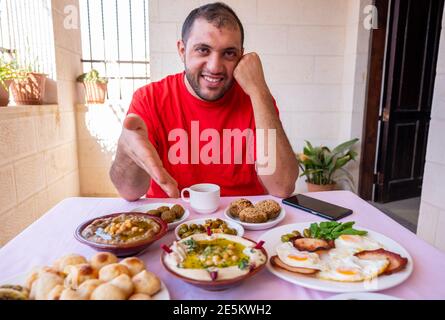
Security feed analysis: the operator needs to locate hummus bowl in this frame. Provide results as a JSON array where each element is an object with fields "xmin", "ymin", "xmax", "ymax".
[
  {"xmin": 75, "ymin": 212, "xmax": 168, "ymax": 257},
  {"xmin": 161, "ymin": 233, "xmax": 268, "ymax": 291}
]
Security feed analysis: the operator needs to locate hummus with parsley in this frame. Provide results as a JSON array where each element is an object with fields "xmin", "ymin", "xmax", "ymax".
[{"xmin": 164, "ymin": 233, "xmax": 266, "ymax": 281}]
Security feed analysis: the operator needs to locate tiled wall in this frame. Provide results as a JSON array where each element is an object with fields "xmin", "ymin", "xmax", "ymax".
[
  {"xmin": 76, "ymin": 103, "xmax": 122, "ymax": 197},
  {"xmin": 149, "ymin": 0, "xmax": 370, "ymax": 192},
  {"xmin": 0, "ymin": 0, "xmax": 82, "ymax": 246},
  {"xmin": 417, "ymin": 6, "xmax": 445, "ymax": 252}
]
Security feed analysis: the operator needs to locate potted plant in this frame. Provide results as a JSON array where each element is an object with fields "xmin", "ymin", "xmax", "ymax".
[
  {"xmin": 8, "ymin": 52, "xmax": 47, "ymax": 105},
  {"xmin": 296, "ymin": 138, "xmax": 359, "ymax": 192},
  {"xmin": 0, "ymin": 54, "xmax": 19, "ymax": 107},
  {"xmin": 77, "ymin": 69, "xmax": 108, "ymax": 104}
]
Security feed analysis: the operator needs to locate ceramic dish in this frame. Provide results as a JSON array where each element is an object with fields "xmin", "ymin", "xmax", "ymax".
[
  {"xmin": 75, "ymin": 212, "xmax": 168, "ymax": 257},
  {"xmin": 174, "ymin": 217, "xmax": 244, "ymax": 240},
  {"xmin": 260, "ymin": 223, "xmax": 413, "ymax": 293},
  {"xmin": 0, "ymin": 271, "xmax": 171, "ymax": 300},
  {"xmin": 160, "ymin": 234, "xmax": 267, "ymax": 291},
  {"xmin": 131, "ymin": 203, "xmax": 190, "ymax": 231},
  {"xmin": 224, "ymin": 206, "xmax": 286, "ymax": 231}
]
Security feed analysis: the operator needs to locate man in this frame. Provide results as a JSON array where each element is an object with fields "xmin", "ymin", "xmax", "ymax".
[{"xmin": 110, "ymin": 2, "xmax": 298, "ymax": 200}]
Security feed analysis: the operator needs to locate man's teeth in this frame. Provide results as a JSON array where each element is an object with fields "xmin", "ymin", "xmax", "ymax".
[{"xmin": 203, "ymin": 76, "xmax": 222, "ymax": 83}]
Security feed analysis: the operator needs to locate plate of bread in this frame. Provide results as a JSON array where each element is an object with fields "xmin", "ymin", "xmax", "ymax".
[{"xmin": 0, "ymin": 252, "xmax": 169, "ymax": 300}]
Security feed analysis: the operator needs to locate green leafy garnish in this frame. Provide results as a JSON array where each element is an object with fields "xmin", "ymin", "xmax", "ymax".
[
  {"xmin": 238, "ymin": 258, "xmax": 249, "ymax": 270},
  {"xmin": 306, "ymin": 221, "xmax": 366, "ymax": 240},
  {"xmin": 183, "ymin": 238, "xmax": 197, "ymax": 252}
]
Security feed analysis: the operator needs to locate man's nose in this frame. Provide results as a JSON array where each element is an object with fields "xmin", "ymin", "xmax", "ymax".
[{"xmin": 205, "ymin": 53, "xmax": 224, "ymax": 74}]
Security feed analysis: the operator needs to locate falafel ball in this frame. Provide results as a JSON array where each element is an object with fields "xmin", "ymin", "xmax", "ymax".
[
  {"xmin": 171, "ymin": 204, "xmax": 185, "ymax": 219},
  {"xmin": 239, "ymin": 207, "xmax": 268, "ymax": 223},
  {"xmin": 228, "ymin": 199, "xmax": 254, "ymax": 218},
  {"xmin": 161, "ymin": 210, "xmax": 177, "ymax": 223},
  {"xmin": 146, "ymin": 209, "xmax": 161, "ymax": 217},
  {"xmin": 255, "ymin": 200, "xmax": 281, "ymax": 219},
  {"xmin": 157, "ymin": 206, "xmax": 170, "ymax": 213}
]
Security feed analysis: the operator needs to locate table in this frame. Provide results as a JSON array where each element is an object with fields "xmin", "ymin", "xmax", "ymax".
[{"xmin": 1, "ymin": 191, "xmax": 444, "ymax": 299}]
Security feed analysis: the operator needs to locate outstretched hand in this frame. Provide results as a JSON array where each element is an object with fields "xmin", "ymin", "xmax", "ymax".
[{"xmin": 119, "ymin": 114, "xmax": 179, "ymax": 198}]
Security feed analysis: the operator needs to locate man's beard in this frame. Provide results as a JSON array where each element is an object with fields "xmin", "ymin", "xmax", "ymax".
[{"xmin": 184, "ymin": 67, "xmax": 233, "ymax": 102}]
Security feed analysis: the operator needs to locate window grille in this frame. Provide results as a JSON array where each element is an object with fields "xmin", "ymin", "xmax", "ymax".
[{"xmin": 79, "ymin": 0, "xmax": 150, "ymax": 102}]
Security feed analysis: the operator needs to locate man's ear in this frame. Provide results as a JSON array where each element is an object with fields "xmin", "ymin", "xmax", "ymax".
[{"xmin": 177, "ymin": 40, "xmax": 186, "ymax": 63}]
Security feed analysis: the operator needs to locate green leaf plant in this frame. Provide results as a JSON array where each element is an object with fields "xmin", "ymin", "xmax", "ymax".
[
  {"xmin": 77, "ymin": 69, "xmax": 108, "ymax": 84},
  {"xmin": 296, "ymin": 138, "xmax": 359, "ymax": 188}
]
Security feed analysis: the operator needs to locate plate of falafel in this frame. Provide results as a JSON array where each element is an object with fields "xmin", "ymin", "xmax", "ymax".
[
  {"xmin": 224, "ymin": 198, "xmax": 286, "ymax": 231},
  {"xmin": 131, "ymin": 203, "xmax": 189, "ymax": 231}
]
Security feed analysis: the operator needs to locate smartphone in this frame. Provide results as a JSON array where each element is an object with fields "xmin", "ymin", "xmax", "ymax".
[{"xmin": 282, "ymin": 194, "xmax": 353, "ymax": 221}]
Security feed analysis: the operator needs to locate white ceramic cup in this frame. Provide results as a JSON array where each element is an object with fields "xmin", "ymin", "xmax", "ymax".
[{"xmin": 180, "ymin": 183, "xmax": 220, "ymax": 214}]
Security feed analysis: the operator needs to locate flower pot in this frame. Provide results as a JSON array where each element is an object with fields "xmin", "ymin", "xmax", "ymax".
[
  {"xmin": 10, "ymin": 72, "xmax": 47, "ymax": 105},
  {"xmin": 0, "ymin": 80, "xmax": 12, "ymax": 107},
  {"xmin": 83, "ymin": 81, "xmax": 107, "ymax": 104},
  {"xmin": 306, "ymin": 182, "xmax": 336, "ymax": 192}
]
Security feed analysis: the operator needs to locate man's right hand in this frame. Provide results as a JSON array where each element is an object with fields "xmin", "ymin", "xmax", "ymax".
[{"xmin": 117, "ymin": 113, "xmax": 179, "ymax": 198}]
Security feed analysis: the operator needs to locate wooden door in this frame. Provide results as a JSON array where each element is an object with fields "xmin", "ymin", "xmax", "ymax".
[{"xmin": 376, "ymin": 0, "xmax": 444, "ymax": 203}]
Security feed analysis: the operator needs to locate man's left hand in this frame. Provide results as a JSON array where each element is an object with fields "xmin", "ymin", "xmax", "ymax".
[{"xmin": 233, "ymin": 52, "xmax": 270, "ymax": 98}]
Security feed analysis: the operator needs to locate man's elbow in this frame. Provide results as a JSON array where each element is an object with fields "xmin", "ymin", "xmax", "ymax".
[
  {"xmin": 269, "ymin": 184, "xmax": 295, "ymax": 198},
  {"xmin": 109, "ymin": 169, "xmax": 145, "ymax": 202},
  {"xmin": 119, "ymin": 192, "xmax": 142, "ymax": 202}
]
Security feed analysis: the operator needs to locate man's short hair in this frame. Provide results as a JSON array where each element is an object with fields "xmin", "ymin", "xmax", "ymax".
[{"xmin": 181, "ymin": 2, "xmax": 244, "ymax": 47}]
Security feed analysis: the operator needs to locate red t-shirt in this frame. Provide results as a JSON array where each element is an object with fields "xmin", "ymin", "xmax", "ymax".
[{"xmin": 127, "ymin": 72, "xmax": 278, "ymax": 198}]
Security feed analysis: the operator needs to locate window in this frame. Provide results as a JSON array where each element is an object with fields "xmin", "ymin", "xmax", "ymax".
[
  {"xmin": 79, "ymin": 0, "xmax": 150, "ymax": 102},
  {"xmin": 0, "ymin": 0, "xmax": 56, "ymax": 78}
]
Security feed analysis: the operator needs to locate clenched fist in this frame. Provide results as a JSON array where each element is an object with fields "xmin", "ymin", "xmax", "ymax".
[{"xmin": 233, "ymin": 52, "xmax": 270, "ymax": 98}]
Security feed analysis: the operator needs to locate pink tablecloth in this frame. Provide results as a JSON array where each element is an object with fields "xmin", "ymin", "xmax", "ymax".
[{"xmin": 1, "ymin": 191, "xmax": 444, "ymax": 299}]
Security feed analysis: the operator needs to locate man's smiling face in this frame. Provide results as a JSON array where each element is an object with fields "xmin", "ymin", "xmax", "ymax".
[{"xmin": 178, "ymin": 18, "xmax": 243, "ymax": 101}]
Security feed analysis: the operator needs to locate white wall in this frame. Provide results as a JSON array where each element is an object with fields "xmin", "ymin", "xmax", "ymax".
[
  {"xmin": 0, "ymin": 0, "xmax": 82, "ymax": 246},
  {"xmin": 417, "ymin": 6, "xmax": 445, "ymax": 252},
  {"xmin": 148, "ymin": 0, "xmax": 370, "ymax": 192}
]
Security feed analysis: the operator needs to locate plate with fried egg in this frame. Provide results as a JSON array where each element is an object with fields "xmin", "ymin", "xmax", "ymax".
[{"xmin": 259, "ymin": 222, "xmax": 413, "ymax": 293}]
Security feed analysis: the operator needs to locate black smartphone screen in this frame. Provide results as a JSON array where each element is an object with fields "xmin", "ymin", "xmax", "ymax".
[{"xmin": 282, "ymin": 194, "xmax": 353, "ymax": 221}]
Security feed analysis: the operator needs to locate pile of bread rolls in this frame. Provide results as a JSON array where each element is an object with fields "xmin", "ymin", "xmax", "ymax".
[{"xmin": 26, "ymin": 252, "xmax": 162, "ymax": 300}]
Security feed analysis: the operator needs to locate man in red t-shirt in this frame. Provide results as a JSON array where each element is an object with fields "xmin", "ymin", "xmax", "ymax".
[{"xmin": 110, "ymin": 3, "xmax": 298, "ymax": 200}]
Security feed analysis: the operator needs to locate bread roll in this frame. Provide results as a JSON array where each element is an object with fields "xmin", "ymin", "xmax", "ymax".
[
  {"xmin": 110, "ymin": 274, "xmax": 134, "ymax": 298},
  {"xmin": 90, "ymin": 252, "xmax": 118, "ymax": 270},
  {"xmin": 46, "ymin": 285, "xmax": 65, "ymax": 300},
  {"xmin": 33, "ymin": 271, "xmax": 64, "ymax": 300},
  {"xmin": 25, "ymin": 271, "xmax": 38, "ymax": 290},
  {"xmin": 64, "ymin": 264, "xmax": 98, "ymax": 289},
  {"xmin": 98, "ymin": 263, "xmax": 130, "ymax": 282},
  {"xmin": 53, "ymin": 254, "xmax": 87, "ymax": 272},
  {"xmin": 90, "ymin": 283, "xmax": 126, "ymax": 300},
  {"xmin": 59, "ymin": 288, "xmax": 85, "ymax": 300},
  {"xmin": 77, "ymin": 279, "xmax": 103, "ymax": 299},
  {"xmin": 132, "ymin": 270, "xmax": 161, "ymax": 296},
  {"xmin": 129, "ymin": 293, "xmax": 152, "ymax": 300},
  {"xmin": 119, "ymin": 257, "xmax": 146, "ymax": 276}
]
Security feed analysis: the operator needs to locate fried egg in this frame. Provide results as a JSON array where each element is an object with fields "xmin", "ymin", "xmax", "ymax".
[
  {"xmin": 276, "ymin": 242, "xmax": 324, "ymax": 270},
  {"xmin": 318, "ymin": 253, "xmax": 389, "ymax": 282},
  {"xmin": 334, "ymin": 235, "xmax": 382, "ymax": 254}
]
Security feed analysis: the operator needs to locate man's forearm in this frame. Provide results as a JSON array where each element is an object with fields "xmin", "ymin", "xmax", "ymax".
[
  {"xmin": 110, "ymin": 147, "xmax": 151, "ymax": 201},
  {"xmin": 251, "ymin": 89, "xmax": 298, "ymax": 198}
]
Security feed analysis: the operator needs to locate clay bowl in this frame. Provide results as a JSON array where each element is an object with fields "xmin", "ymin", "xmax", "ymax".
[
  {"xmin": 161, "ymin": 236, "xmax": 268, "ymax": 291},
  {"xmin": 75, "ymin": 212, "xmax": 168, "ymax": 257}
]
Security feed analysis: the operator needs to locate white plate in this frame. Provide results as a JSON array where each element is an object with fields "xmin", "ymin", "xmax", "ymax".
[
  {"xmin": 0, "ymin": 271, "xmax": 170, "ymax": 300},
  {"xmin": 224, "ymin": 204, "xmax": 286, "ymax": 231},
  {"xmin": 260, "ymin": 222, "xmax": 413, "ymax": 293},
  {"xmin": 327, "ymin": 292, "xmax": 401, "ymax": 300},
  {"xmin": 131, "ymin": 202, "xmax": 190, "ymax": 231},
  {"xmin": 174, "ymin": 218, "xmax": 244, "ymax": 240}
]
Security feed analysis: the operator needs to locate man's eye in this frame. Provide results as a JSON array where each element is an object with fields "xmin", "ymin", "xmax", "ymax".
[
  {"xmin": 225, "ymin": 51, "xmax": 236, "ymax": 58},
  {"xmin": 197, "ymin": 48, "xmax": 209, "ymax": 54}
]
